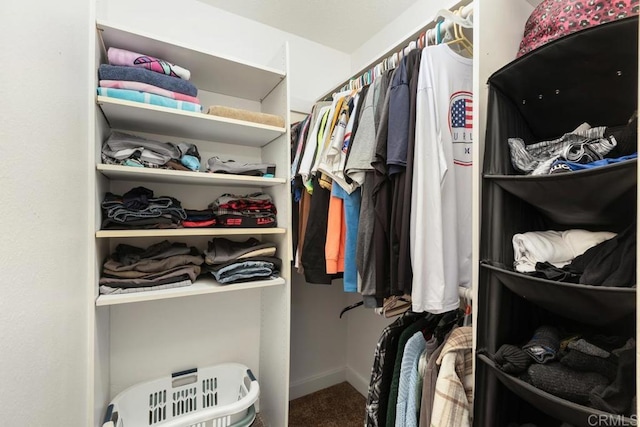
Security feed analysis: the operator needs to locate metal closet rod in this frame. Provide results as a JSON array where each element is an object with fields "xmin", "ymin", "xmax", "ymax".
[{"xmin": 318, "ymin": 0, "xmax": 474, "ymax": 101}]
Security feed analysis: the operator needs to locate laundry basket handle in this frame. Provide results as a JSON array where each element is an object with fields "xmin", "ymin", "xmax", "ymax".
[{"xmin": 102, "ymin": 403, "xmax": 117, "ymax": 427}]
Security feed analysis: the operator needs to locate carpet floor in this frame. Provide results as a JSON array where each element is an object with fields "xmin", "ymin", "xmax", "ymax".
[
  {"xmin": 249, "ymin": 382, "xmax": 365, "ymax": 426},
  {"xmin": 288, "ymin": 382, "xmax": 365, "ymax": 427}
]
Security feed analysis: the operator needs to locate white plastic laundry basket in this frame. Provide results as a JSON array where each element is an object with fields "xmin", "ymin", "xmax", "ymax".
[{"xmin": 102, "ymin": 363, "xmax": 259, "ymax": 427}]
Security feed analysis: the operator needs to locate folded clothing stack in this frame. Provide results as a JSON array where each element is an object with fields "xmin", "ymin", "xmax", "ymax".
[
  {"xmin": 493, "ymin": 327, "xmax": 636, "ymax": 416},
  {"xmin": 207, "ymin": 157, "xmax": 276, "ymax": 177},
  {"xmin": 206, "ymin": 105, "xmax": 285, "ymax": 128},
  {"xmin": 512, "ymin": 229, "xmax": 616, "ymax": 273},
  {"xmin": 97, "ymin": 46, "xmax": 201, "ymax": 112},
  {"xmin": 508, "ymin": 118, "xmax": 638, "ymax": 176},
  {"xmin": 101, "ymin": 186, "xmax": 186, "ymax": 229},
  {"xmin": 514, "ymin": 224, "xmax": 636, "ymax": 287},
  {"xmin": 209, "ymin": 192, "xmax": 277, "ymax": 228},
  {"xmin": 100, "ymin": 241, "xmax": 203, "ymax": 294},
  {"xmin": 102, "ymin": 131, "xmax": 201, "ymax": 171},
  {"xmin": 183, "ymin": 209, "xmax": 216, "ymax": 228},
  {"xmin": 203, "ymin": 237, "xmax": 280, "ymax": 284}
]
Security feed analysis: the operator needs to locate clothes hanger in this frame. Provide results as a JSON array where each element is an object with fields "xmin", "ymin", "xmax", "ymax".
[
  {"xmin": 433, "ymin": 7, "xmax": 473, "ymax": 29},
  {"xmin": 379, "ymin": 295, "xmax": 413, "ymax": 318},
  {"xmin": 339, "ymin": 300, "xmax": 363, "ymax": 318}
]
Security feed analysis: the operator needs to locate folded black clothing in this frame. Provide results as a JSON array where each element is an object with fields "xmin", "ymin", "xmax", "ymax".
[
  {"xmin": 567, "ymin": 222, "xmax": 636, "ymax": 287},
  {"xmin": 527, "ymin": 362, "xmax": 609, "ymax": 404},
  {"xmin": 530, "ymin": 261, "xmax": 581, "ymax": 283},
  {"xmin": 586, "ymin": 334, "xmax": 631, "ymax": 353},
  {"xmin": 101, "ymin": 187, "xmax": 186, "ymax": 225},
  {"xmin": 605, "ymin": 114, "xmax": 637, "ymax": 158},
  {"xmin": 495, "ymin": 344, "xmax": 533, "ymax": 374},
  {"xmin": 523, "ymin": 326, "xmax": 560, "ymax": 364},
  {"xmin": 590, "ymin": 339, "xmax": 636, "ymax": 415}
]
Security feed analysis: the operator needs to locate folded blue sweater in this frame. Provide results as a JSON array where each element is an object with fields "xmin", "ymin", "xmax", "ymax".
[{"xmin": 98, "ymin": 64, "xmax": 198, "ymax": 97}]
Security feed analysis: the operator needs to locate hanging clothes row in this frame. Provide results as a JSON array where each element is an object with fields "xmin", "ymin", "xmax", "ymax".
[
  {"xmin": 364, "ymin": 310, "xmax": 474, "ymax": 427},
  {"xmin": 290, "ymin": 4, "xmax": 475, "ymax": 314}
]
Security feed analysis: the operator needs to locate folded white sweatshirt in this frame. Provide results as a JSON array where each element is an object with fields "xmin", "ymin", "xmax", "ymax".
[{"xmin": 513, "ymin": 229, "xmax": 616, "ymax": 273}]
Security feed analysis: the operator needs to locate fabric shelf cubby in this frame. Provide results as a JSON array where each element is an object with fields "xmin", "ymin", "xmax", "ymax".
[{"xmin": 474, "ymin": 16, "xmax": 638, "ymax": 427}]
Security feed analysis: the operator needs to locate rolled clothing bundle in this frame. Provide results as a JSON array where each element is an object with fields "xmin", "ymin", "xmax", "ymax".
[
  {"xmin": 523, "ymin": 326, "xmax": 560, "ymax": 364},
  {"xmin": 207, "ymin": 156, "xmax": 276, "ymax": 177},
  {"xmin": 101, "ymin": 186, "xmax": 186, "ymax": 229},
  {"xmin": 512, "ymin": 229, "xmax": 616, "ymax": 273},
  {"xmin": 108, "ymin": 47, "xmax": 191, "ymax": 80},
  {"xmin": 494, "ymin": 344, "xmax": 532, "ymax": 374},
  {"xmin": 99, "ymin": 241, "xmax": 203, "ymax": 294}
]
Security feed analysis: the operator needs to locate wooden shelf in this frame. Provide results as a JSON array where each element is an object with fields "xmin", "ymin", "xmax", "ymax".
[
  {"xmin": 96, "ymin": 228, "xmax": 286, "ymax": 238},
  {"xmin": 97, "ymin": 164, "xmax": 285, "ymax": 187},
  {"xmin": 97, "ymin": 96, "xmax": 285, "ymax": 147},
  {"xmin": 97, "ymin": 21, "xmax": 285, "ymax": 100},
  {"xmin": 96, "ymin": 276, "xmax": 285, "ymax": 306}
]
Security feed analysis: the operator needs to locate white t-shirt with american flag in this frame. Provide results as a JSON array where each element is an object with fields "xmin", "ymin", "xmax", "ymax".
[{"xmin": 410, "ymin": 44, "xmax": 473, "ymax": 314}]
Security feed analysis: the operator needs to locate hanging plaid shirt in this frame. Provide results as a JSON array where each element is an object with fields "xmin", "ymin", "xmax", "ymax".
[{"xmin": 431, "ymin": 326, "xmax": 473, "ymax": 427}]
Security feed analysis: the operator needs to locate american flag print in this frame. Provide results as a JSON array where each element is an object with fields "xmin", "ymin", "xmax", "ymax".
[{"xmin": 449, "ymin": 91, "xmax": 473, "ymax": 130}]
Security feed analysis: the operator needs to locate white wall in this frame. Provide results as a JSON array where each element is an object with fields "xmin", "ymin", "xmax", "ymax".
[
  {"xmin": 289, "ymin": 273, "xmax": 350, "ymax": 399},
  {"xmin": 0, "ymin": 1, "xmax": 91, "ymax": 425},
  {"xmin": 350, "ymin": 0, "xmax": 462, "ymax": 73},
  {"xmin": 96, "ymin": 0, "xmax": 351, "ymax": 113}
]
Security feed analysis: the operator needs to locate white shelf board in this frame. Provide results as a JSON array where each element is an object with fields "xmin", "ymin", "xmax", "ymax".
[
  {"xmin": 96, "ymin": 276, "xmax": 285, "ymax": 306},
  {"xmin": 97, "ymin": 164, "xmax": 286, "ymax": 187},
  {"xmin": 97, "ymin": 96, "xmax": 285, "ymax": 147},
  {"xmin": 97, "ymin": 21, "xmax": 285, "ymax": 101},
  {"xmin": 96, "ymin": 228, "xmax": 286, "ymax": 238}
]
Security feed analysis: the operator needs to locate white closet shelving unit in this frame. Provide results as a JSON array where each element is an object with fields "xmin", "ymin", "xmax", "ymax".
[{"xmin": 90, "ymin": 22, "xmax": 291, "ymax": 426}]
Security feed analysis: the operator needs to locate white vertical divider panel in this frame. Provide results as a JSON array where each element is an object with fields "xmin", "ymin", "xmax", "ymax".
[
  {"xmin": 471, "ymin": 0, "xmax": 534, "ymax": 390},
  {"xmin": 91, "ymin": 19, "xmax": 114, "ymax": 425},
  {"xmin": 259, "ymin": 42, "xmax": 291, "ymax": 426}
]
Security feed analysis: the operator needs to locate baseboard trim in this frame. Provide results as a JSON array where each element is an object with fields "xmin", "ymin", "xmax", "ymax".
[
  {"xmin": 289, "ymin": 367, "xmax": 346, "ymax": 400},
  {"xmin": 345, "ymin": 366, "xmax": 369, "ymax": 397}
]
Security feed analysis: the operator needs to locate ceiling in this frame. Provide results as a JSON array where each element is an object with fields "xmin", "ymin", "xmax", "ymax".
[{"xmin": 197, "ymin": 0, "xmax": 423, "ymax": 53}]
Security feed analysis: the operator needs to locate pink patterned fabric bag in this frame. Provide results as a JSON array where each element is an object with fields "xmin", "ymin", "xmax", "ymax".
[{"xmin": 518, "ymin": 0, "xmax": 639, "ymax": 57}]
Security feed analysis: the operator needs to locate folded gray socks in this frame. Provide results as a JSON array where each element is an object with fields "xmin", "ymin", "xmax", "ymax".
[{"xmin": 528, "ymin": 363, "xmax": 609, "ymax": 404}]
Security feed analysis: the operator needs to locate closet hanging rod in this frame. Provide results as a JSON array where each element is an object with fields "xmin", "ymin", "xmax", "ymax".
[{"xmin": 317, "ymin": 0, "xmax": 473, "ymax": 101}]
